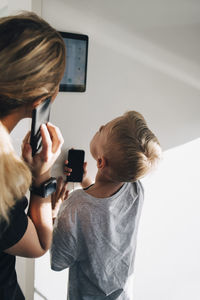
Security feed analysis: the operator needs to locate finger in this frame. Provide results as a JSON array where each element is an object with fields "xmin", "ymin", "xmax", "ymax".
[
  {"xmin": 64, "ymin": 160, "xmax": 69, "ymax": 169},
  {"xmin": 64, "ymin": 160, "xmax": 72, "ymax": 175},
  {"xmin": 83, "ymin": 162, "xmax": 87, "ymax": 171},
  {"xmin": 22, "ymin": 131, "xmax": 31, "ymax": 144},
  {"xmin": 22, "ymin": 143, "xmax": 33, "ymax": 165},
  {"xmin": 64, "ymin": 172, "xmax": 71, "ymax": 177},
  {"xmin": 64, "ymin": 166, "xmax": 72, "ymax": 173},
  {"xmin": 40, "ymin": 124, "xmax": 52, "ymax": 159},
  {"xmin": 63, "ymin": 171, "xmax": 72, "ymax": 177},
  {"xmin": 46, "ymin": 122, "xmax": 64, "ymax": 153},
  {"xmin": 22, "ymin": 131, "xmax": 31, "ymax": 150}
]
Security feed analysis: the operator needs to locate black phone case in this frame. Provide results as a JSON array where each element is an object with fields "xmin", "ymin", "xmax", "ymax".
[
  {"xmin": 30, "ymin": 97, "xmax": 51, "ymax": 156},
  {"xmin": 67, "ymin": 149, "xmax": 85, "ymax": 182}
]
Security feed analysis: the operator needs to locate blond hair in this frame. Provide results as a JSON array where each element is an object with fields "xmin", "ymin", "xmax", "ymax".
[
  {"xmin": 104, "ymin": 111, "xmax": 162, "ymax": 182},
  {"xmin": 0, "ymin": 122, "xmax": 32, "ymax": 222},
  {"xmin": 0, "ymin": 12, "xmax": 66, "ymax": 221}
]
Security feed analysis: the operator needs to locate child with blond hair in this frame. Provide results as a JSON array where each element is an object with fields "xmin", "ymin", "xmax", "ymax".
[{"xmin": 51, "ymin": 111, "xmax": 162, "ymax": 300}]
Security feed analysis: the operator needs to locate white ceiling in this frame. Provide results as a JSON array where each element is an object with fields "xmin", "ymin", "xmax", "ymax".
[
  {"xmin": 0, "ymin": 0, "xmax": 8, "ymax": 17},
  {"xmin": 0, "ymin": 0, "xmax": 7, "ymax": 10},
  {"xmin": 65, "ymin": 0, "xmax": 200, "ymax": 67},
  {"xmin": 1, "ymin": 0, "xmax": 199, "ymax": 66},
  {"xmin": 1, "ymin": 0, "xmax": 199, "ymax": 88}
]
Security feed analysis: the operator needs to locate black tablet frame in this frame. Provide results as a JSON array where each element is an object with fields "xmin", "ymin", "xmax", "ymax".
[{"xmin": 59, "ymin": 31, "xmax": 89, "ymax": 92}]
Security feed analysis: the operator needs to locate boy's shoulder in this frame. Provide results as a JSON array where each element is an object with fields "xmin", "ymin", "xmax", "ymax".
[
  {"xmin": 59, "ymin": 181, "xmax": 144, "ymax": 215},
  {"xmin": 137, "ymin": 179, "xmax": 144, "ymax": 194},
  {"xmin": 59, "ymin": 188, "xmax": 92, "ymax": 213}
]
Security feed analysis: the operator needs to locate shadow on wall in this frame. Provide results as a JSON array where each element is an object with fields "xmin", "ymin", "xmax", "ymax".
[
  {"xmin": 34, "ymin": 288, "xmax": 48, "ymax": 300},
  {"xmin": 46, "ymin": 0, "xmax": 200, "ymax": 152}
]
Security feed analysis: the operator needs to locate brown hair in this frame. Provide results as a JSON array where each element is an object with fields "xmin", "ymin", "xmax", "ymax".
[
  {"xmin": 104, "ymin": 111, "xmax": 162, "ymax": 182},
  {"xmin": 0, "ymin": 12, "xmax": 66, "ymax": 117},
  {"xmin": 0, "ymin": 12, "xmax": 65, "ymax": 221}
]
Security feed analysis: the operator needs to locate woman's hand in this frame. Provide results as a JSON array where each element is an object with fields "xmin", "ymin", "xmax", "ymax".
[
  {"xmin": 22, "ymin": 122, "xmax": 64, "ymax": 186},
  {"xmin": 51, "ymin": 177, "xmax": 69, "ymax": 219}
]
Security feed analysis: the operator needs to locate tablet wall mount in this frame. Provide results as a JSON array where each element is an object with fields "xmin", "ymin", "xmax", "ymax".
[{"xmin": 59, "ymin": 31, "xmax": 89, "ymax": 92}]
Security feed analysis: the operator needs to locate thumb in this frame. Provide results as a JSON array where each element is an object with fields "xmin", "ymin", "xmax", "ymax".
[{"xmin": 83, "ymin": 161, "xmax": 87, "ymax": 171}]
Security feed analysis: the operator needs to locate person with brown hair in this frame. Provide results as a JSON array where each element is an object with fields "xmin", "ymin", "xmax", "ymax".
[
  {"xmin": 0, "ymin": 12, "xmax": 67, "ymax": 299},
  {"xmin": 51, "ymin": 111, "xmax": 162, "ymax": 300}
]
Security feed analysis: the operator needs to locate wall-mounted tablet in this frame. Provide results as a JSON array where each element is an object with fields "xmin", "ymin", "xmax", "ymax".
[{"xmin": 59, "ymin": 31, "xmax": 88, "ymax": 92}]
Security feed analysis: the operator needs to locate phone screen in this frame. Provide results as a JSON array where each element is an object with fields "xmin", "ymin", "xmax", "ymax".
[
  {"xmin": 30, "ymin": 97, "xmax": 51, "ymax": 156},
  {"xmin": 67, "ymin": 149, "xmax": 85, "ymax": 182}
]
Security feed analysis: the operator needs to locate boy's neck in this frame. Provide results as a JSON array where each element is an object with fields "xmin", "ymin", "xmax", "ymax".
[{"xmin": 85, "ymin": 174, "xmax": 124, "ymax": 198}]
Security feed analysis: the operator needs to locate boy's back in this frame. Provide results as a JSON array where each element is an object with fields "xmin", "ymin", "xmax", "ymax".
[
  {"xmin": 51, "ymin": 180, "xmax": 144, "ymax": 300},
  {"xmin": 51, "ymin": 110, "xmax": 161, "ymax": 299}
]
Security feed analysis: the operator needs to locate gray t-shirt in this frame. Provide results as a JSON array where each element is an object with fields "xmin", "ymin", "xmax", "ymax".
[{"xmin": 51, "ymin": 181, "xmax": 144, "ymax": 300}]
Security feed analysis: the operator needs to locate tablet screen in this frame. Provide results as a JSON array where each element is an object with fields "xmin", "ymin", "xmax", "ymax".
[{"xmin": 59, "ymin": 32, "xmax": 88, "ymax": 92}]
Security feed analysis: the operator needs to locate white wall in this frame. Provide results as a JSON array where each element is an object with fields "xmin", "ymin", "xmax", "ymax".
[
  {"xmin": 33, "ymin": 1, "xmax": 200, "ymax": 299},
  {"xmin": 134, "ymin": 138, "xmax": 200, "ymax": 300}
]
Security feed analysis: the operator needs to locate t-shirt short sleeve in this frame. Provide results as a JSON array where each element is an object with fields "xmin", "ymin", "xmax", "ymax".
[
  {"xmin": 0, "ymin": 197, "xmax": 28, "ymax": 251},
  {"xmin": 51, "ymin": 198, "xmax": 80, "ymax": 271}
]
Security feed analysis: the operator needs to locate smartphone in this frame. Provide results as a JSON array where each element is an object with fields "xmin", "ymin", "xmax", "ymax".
[
  {"xmin": 30, "ymin": 97, "xmax": 52, "ymax": 156},
  {"xmin": 66, "ymin": 149, "xmax": 85, "ymax": 182}
]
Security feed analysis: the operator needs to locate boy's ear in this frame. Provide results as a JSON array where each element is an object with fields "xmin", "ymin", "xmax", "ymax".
[{"xmin": 97, "ymin": 156, "xmax": 107, "ymax": 169}]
